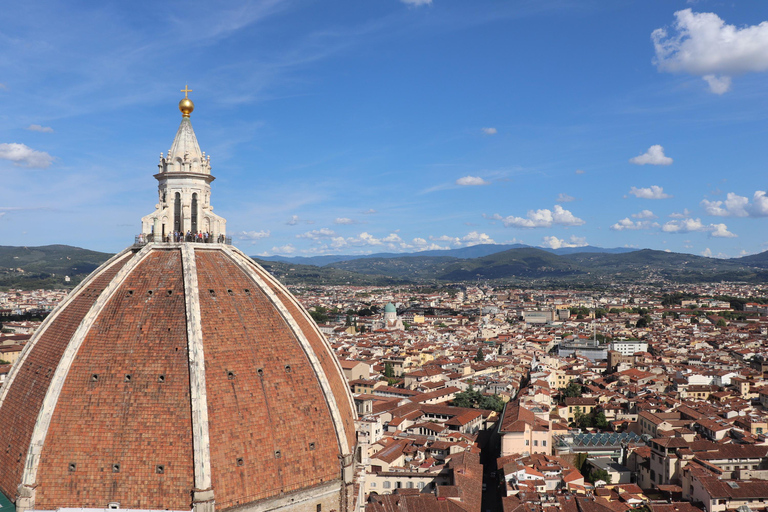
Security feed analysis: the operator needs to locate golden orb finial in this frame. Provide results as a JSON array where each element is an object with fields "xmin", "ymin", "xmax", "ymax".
[{"xmin": 179, "ymin": 84, "xmax": 194, "ymax": 117}]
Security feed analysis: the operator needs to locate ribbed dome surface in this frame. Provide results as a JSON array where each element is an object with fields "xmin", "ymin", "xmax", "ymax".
[{"xmin": 0, "ymin": 244, "xmax": 356, "ymax": 512}]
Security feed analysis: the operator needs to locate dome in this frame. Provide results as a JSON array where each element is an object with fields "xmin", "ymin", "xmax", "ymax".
[
  {"xmin": 0, "ymin": 92, "xmax": 357, "ymax": 512},
  {"xmin": 383, "ymin": 303, "xmax": 396, "ymax": 314}
]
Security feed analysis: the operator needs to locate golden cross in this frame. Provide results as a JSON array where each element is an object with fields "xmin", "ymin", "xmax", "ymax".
[{"xmin": 181, "ymin": 84, "xmax": 192, "ymax": 98}]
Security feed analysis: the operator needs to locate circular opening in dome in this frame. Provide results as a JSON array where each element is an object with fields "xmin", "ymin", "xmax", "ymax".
[
  {"xmin": 147, "ymin": 290, "xmax": 153, "ymax": 296},
  {"xmin": 158, "ymin": 375, "xmax": 165, "ymax": 383},
  {"xmin": 257, "ymin": 368, "xmax": 264, "ymax": 377},
  {"xmin": 124, "ymin": 375, "xmax": 131, "ymax": 383},
  {"xmin": 236, "ymin": 457, "xmax": 244, "ymax": 466},
  {"xmin": 112, "ymin": 463, "xmax": 120, "ymax": 473},
  {"xmin": 227, "ymin": 371, "xmax": 235, "ymax": 380},
  {"xmin": 156, "ymin": 465, "xmax": 164, "ymax": 474},
  {"xmin": 91, "ymin": 374, "xmax": 99, "ymax": 382},
  {"xmin": 69, "ymin": 463, "xmax": 76, "ymax": 472}
]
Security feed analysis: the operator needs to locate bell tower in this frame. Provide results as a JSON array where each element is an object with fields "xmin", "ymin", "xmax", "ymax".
[{"xmin": 141, "ymin": 86, "xmax": 227, "ymax": 242}]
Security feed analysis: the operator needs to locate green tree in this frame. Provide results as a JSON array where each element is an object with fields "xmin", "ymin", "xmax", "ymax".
[
  {"xmin": 475, "ymin": 347, "xmax": 484, "ymax": 362},
  {"xmin": 716, "ymin": 318, "xmax": 727, "ymax": 327},
  {"xmin": 588, "ymin": 468, "xmax": 612, "ymax": 484},
  {"xmin": 309, "ymin": 306, "xmax": 328, "ymax": 324},
  {"xmin": 345, "ymin": 315, "xmax": 352, "ymax": 327},
  {"xmin": 564, "ymin": 382, "xmax": 582, "ymax": 398},
  {"xmin": 383, "ymin": 363, "xmax": 394, "ymax": 378}
]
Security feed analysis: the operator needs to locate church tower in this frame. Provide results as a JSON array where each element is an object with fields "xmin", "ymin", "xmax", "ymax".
[
  {"xmin": 141, "ymin": 86, "xmax": 227, "ymax": 241},
  {"xmin": 0, "ymin": 90, "xmax": 357, "ymax": 512}
]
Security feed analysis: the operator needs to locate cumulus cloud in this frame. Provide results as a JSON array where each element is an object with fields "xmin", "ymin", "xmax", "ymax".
[
  {"xmin": 237, "ymin": 230, "xmax": 270, "ymax": 241},
  {"xmin": 26, "ymin": 124, "xmax": 54, "ymax": 133},
  {"xmin": 662, "ymin": 218, "xmax": 706, "ymax": 233},
  {"xmin": 557, "ymin": 193, "xmax": 575, "ymax": 203},
  {"xmin": 271, "ymin": 244, "xmax": 296, "ymax": 254},
  {"xmin": 429, "ymin": 231, "xmax": 496, "ymax": 247},
  {"xmin": 629, "ymin": 185, "xmax": 671, "ymax": 199},
  {"xmin": 541, "ymin": 235, "xmax": 588, "ymax": 249},
  {"xmin": 632, "ymin": 209, "xmax": 657, "ymax": 219},
  {"xmin": 297, "ymin": 228, "xmax": 336, "ymax": 239},
  {"xmin": 334, "ymin": 217, "xmax": 356, "ymax": 224},
  {"xmin": 710, "ymin": 223, "xmax": 737, "ymax": 238},
  {"xmin": 488, "ymin": 205, "xmax": 585, "ymax": 228},
  {"xmin": 401, "ymin": 0, "xmax": 431, "ymax": 5},
  {"xmin": 456, "ymin": 176, "xmax": 489, "ymax": 186},
  {"xmin": 610, "ymin": 218, "xmax": 659, "ymax": 231},
  {"xmin": 629, "ymin": 145, "xmax": 673, "ymax": 166},
  {"xmin": 652, "ymin": 9, "xmax": 768, "ymax": 94},
  {"xmin": 481, "ymin": 127, "xmax": 497, "ymax": 135},
  {"xmin": 702, "ymin": 75, "xmax": 732, "ymax": 94},
  {"xmin": 662, "ymin": 218, "xmax": 737, "ymax": 237},
  {"xmin": 286, "ymin": 215, "xmax": 300, "ymax": 226},
  {"xmin": 701, "ymin": 191, "xmax": 768, "ymax": 217},
  {"xmin": 669, "ymin": 208, "xmax": 691, "ymax": 219},
  {"xmin": 0, "ymin": 143, "xmax": 54, "ymax": 168}
]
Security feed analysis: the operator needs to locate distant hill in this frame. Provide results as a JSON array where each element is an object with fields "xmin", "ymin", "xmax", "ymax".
[
  {"xmin": 734, "ymin": 249, "xmax": 768, "ymax": 269},
  {"xmin": 2, "ymin": 244, "xmax": 766, "ymax": 289},
  {"xmin": 257, "ymin": 243, "xmax": 636, "ymax": 266},
  {"xmin": 0, "ymin": 245, "xmax": 113, "ymax": 290}
]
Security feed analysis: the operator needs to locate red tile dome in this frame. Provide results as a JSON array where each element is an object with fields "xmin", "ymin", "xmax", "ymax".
[{"xmin": 0, "ymin": 244, "xmax": 357, "ymax": 512}]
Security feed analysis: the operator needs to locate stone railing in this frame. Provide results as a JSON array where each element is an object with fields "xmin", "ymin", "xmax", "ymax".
[{"xmin": 134, "ymin": 234, "xmax": 232, "ymax": 246}]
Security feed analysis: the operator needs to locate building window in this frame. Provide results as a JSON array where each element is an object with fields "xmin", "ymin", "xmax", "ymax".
[
  {"xmin": 418, "ymin": 482, "xmax": 424, "ymax": 489},
  {"xmin": 383, "ymin": 481, "xmax": 391, "ymax": 489},
  {"xmin": 370, "ymin": 482, "xmax": 376, "ymax": 488},
  {"xmin": 542, "ymin": 441, "xmax": 547, "ymax": 447},
  {"xmin": 525, "ymin": 440, "xmax": 529, "ymax": 446},
  {"xmin": 533, "ymin": 440, "xmax": 538, "ymax": 446}
]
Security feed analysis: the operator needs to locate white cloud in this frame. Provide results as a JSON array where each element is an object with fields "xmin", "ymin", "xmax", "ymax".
[
  {"xmin": 271, "ymin": 244, "xmax": 296, "ymax": 254},
  {"xmin": 361, "ymin": 209, "xmax": 377, "ymax": 214},
  {"xmin": 401, "ymin": 0, "xmax": 431, "ymax": 5},
  {"xmin": 652, "ymin": 9, "xmax": 768, "ymax": 94},
  {"xmin": 669, "ymin": 208, "xmax": 691, "ymax": 219},
  {"xmin": 412, "ymin": 238, "xmax": 449, "ymax": 251},
  {"xmin": 490, "ymin": 205, "xmax": 585, "ymax": 228},
  {"xmin": 661, "ymin": 218, "xmax": 737, "ymax": 238},
  {"xmin": 237, "ymin": 230, "xmax": 270, "ymax": 241},
  {"xmin": 629, "ymin": 145, "xmax": 673, "ymax": 166},
  {"xmin": 632, "ymin": 209, "xmax": 657, "ymax": 219},
  {"xmin": 541, "ymin": 235, "xmax": 588, "ymax": 249},
  {"xmin": 0, "ymin": 143, "xmax": 54, "ymax": 168},
  {"xmin": 662, "ymin": 218, "xmax": 706, "ymax": 233},
  {"xmin": 456, "ymin": 176, "xmax": 489, "ymax": 186},
  {"xmin": 575, "ymin": 169, "xmax": 585, "ymax": 175},
  {"xmin": 0, "ymin": 83, "xmax": 7, "ymax": 91},
  {"xmin": 334, "ymin": 217, "xmax": 356, "ymax": 224},
  {"xmin": 26, "ymin": 124, "xmax": 54, "ymax": 133},
  {"xmin": 702, "ymin": 75, "xmax": 732, "ymax": 94},
  {"xmin": 701, "ymin": 247, "xmax": 713, "ymax": 258},
  {"xmin": 610, "ymin": 218, "xmax": 659, "ymax": 231},
  {"xmin": 701, "ymin": 191, "xmax": 768, "ymax": 217},
  {"xmin": 629, "ymin": 185, "xmax": 671, "ymax": 199},
  {"xmin": 430, "ymin": 231, "xmax": 496, "ymax": 247},
  {"xmin": 286, "ymin": 215, "xmax": 300, "ymax": 226},
  {"xmin": 297, "ymin": 228, "xmax": 336, "ymax": 239},
  {"xmin": 557, "ymin": 193, "xmax": 575, "ymax": 203},
  {"xmin": 710, "ymin": 223, "xmax": 737, "ymax": 238},
  {"xmin": 481, "ymin": 127, "xmax": 497, "ymax": 135}
]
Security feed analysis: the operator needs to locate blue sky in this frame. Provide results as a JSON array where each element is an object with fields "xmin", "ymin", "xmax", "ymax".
[{"xmin": 1, "ymin": 0, "xmax": 767, "ymax": 258}]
